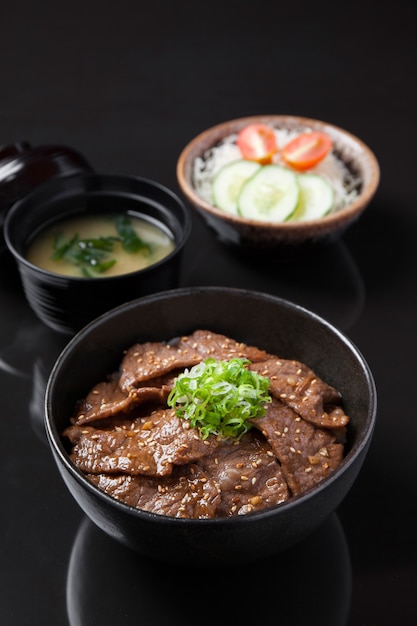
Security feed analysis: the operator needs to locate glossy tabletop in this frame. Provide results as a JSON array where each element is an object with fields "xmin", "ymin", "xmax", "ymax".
[{"xmin": 1, "ymin": 2, "xmax": 417, "ymax": 625}]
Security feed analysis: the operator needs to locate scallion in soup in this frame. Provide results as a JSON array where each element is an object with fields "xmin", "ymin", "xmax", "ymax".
[{"xmin": 26, "ymin": 213, "xmax": 175, "ymax": 278}]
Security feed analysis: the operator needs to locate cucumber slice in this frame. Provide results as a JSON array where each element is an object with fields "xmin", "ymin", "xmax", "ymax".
[
  {"xmin": 238, "ymin": 165, "xmax": 299, "ymax": 222},
  {"xmin": 291, "ymin": 173, "xmax": 334, "ymax": 221},
  {"xmin": 212, "ymin": 159, "xmax": 261, "ymax": 214}
]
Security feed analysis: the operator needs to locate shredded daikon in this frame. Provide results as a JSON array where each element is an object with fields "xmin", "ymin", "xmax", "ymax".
[{"xmin": 193, "ymin": 127, "xmax": 361, "ymax": 213}]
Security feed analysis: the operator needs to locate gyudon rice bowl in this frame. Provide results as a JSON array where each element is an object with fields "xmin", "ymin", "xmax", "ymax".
[
  {"xmin": 63, "ymin": 329, "xmax": 350, "ymax": 518},
  {"xmin": 45, "ymin": 287, "xmax": 376, "ymax": 565}
]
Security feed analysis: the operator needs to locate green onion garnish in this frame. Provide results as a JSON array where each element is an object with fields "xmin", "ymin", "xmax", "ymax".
[
  {"xmin": 115, "ymin": 215, "xmax": 152, "ymax": 255},
  {"xmin": 167, "ymin": 357, "xmax": 271, "ymax": 440},
  {"xmin": 50, "ymin": 215, "xmax": 152, "ymax": 276}
]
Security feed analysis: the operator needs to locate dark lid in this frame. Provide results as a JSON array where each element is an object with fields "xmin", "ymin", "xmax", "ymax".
[{"xmin": 0, "ymin": 142, "xmax": 93, "ymax": 230}]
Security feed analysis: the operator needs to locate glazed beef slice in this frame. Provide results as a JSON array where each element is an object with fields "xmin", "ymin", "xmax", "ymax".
[
  {"xmin": 119, "ymin": 329, "xmax": 271, "ymax": 392},
  {"xmin": 249, "ymin": 358, "xmax": 349, "ymax": 428},
  {"xmin": 63, "ymin": 408, "xmax": 218, "ymax": 478},
  {"xmin": 73, "ymin": 376, "xmax": 171, "ymax": 425},
  {"xmin": 251, "ymin": 398, "xmax": 344, "ymax": 496},
  {"xmin": 89, "ymin": 431, "xmax": 290, "ymax": 518},
  {"xmin": 197, "ymin": 432, "xmax": 290, "ymax": 515},
  {"xmin": 88, "ymin": 464, "xmax": 221, "ymax": 519}
]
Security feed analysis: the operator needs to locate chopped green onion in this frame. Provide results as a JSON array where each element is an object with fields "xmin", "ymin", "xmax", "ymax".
[
  {"xmin": 50, "ymin": 215, "xmax": 152, "ymax": 277},
  {"xmin": 115, "ymin": 215, "xmax": 152, "ymax": 255},
  {"xmin": 167, "ymin": 357, "xmax": 271, "ymax": 440},
  {"xmin": 51, "ymin": 233, "xmax": 118, "ymax": 275}
]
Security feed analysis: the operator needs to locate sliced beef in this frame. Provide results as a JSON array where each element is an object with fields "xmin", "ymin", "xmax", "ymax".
[
  {"xmin": 63, "ymin": 408, "xmax": 219, "ymax": 478},
  {"xmin": 88, "ymin": 464, "xmax": 221, "ymax": 519},
  {"xmin": 197, "ymin": 431, "xmax": 290, "ymax": 515},
  {"xmin": 63, "ymin": 329, "xmax": 349, "ymax": 519},
  {"xmin": 119, "ymin": 329, "xmax": 271, "ymax": 392},
  {"xmin": 250, "ymin": 398, "xmax": 344, "ymax": 496},
  {"xmin": 249, "ymin": 358, "xmax": 349, "ymax": 428},
  {"xmin": 73, "ymin": 377, "xmax": 171, "ymax": 425}
]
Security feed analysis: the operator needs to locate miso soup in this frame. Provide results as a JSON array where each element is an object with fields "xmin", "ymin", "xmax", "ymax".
[{"xmin": 26, "ymin": 213, "xmax": 175, "ymax": 278}]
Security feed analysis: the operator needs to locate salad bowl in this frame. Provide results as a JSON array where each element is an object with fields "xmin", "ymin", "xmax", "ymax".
[{"xmin": 177, "ymin": 115, "xmax": 380, "ymax": 254}]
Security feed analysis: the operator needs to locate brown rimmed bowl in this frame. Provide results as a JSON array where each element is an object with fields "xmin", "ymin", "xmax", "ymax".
[{"xmin": 176, "ymin": 115, "xmax": 380, "ymax": 255}]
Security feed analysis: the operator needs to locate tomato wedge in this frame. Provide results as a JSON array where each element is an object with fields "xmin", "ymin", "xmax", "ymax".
[
  {"xmin": 282, "ymin": 131, "xmax": 332, "ymax": 171},
  {"xmin": 237, "ymin": 123, "xmax": 278, "ymax": 164}
]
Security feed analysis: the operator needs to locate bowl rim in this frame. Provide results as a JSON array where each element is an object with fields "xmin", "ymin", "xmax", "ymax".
[
  {"xmin": 4, "ymin": 171, "xmax": 192, "ymax": 283},
  {"xmin": 44, "ymin": 286, "xmax": 377, "ymax": 525},
  {"xmin": 176, "ymin": 114, "xmax": 380, "ymax": 230}
]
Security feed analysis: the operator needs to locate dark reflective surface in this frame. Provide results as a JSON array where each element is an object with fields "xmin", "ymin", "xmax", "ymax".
[
  {"xmin": 67, "ymin": 513, "xmax": 351, "ymax": 626},
  {"xmin": 1, "ymin": 2, "xmax": 417, "ymax": 624}
]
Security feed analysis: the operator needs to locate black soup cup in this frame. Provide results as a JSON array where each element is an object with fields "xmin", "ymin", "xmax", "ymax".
[{"xmin": 4, "ymin": 173, "xmax": 191, "ymax": 334}]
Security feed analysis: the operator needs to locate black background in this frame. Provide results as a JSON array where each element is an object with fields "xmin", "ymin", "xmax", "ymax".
[{"xmin": 1, "ymin": 1, "xmax": 417, "ymax": 624}]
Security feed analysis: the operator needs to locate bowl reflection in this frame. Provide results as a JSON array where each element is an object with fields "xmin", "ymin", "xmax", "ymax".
[
  {"xmin": 67, "ymin": 513, "xmax": 351, "ymax": 626},
  {"xmin": 182, "ymin": 233, "xmax": 365, "ymax": 332},
  {"xmin": 0, "ymin": 302, "xmax": 68, "ymax": 443}
]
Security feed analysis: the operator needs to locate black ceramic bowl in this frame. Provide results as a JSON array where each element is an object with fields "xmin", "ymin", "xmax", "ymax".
[
  {"xmin": 45, "ymin": 287, "xmax": 377, "ymax": 567},
  {"xmin": 0, "ymin": 141, "xmax": 93, "ymax": 243},
  {"xmin": 4, "ymin": 173, "xmax": 191, "ymax": 334}
]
